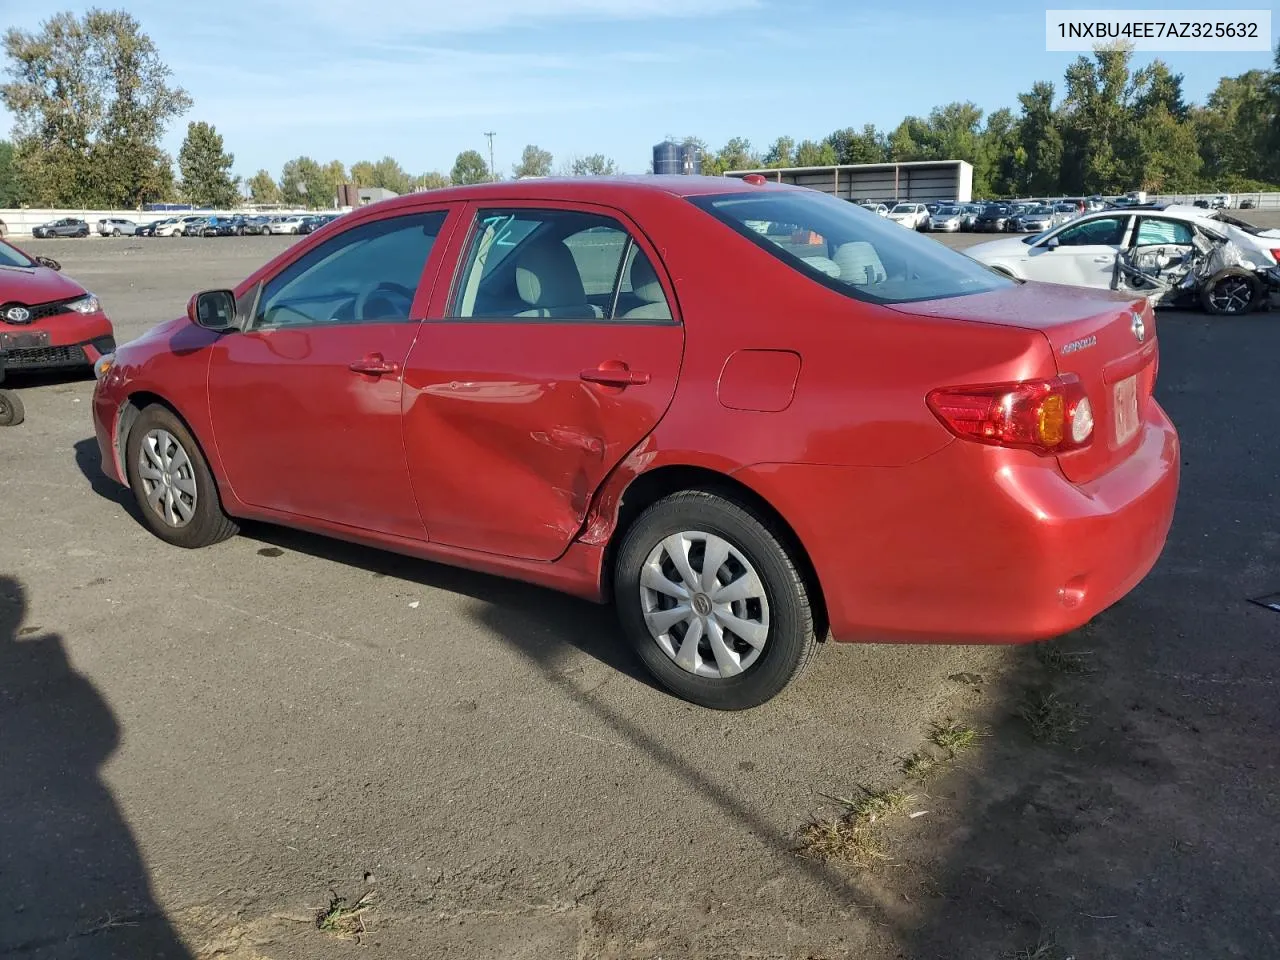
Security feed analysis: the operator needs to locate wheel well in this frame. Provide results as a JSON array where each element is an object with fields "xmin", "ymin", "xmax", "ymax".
[
  {"xmin": 605, "ymin": 465, "xmax": 829, "ymax": 638},
  {"xmin": 116, "ymin": 392, "xmax": 191, "ymax": 482}
]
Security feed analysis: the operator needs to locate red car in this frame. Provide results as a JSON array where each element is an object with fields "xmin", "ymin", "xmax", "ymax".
[
  {"xmin": 91, "ymin": 177, "xmax": 1179, "ymax": 709},
  {"xmin": 0, "ymin": 239, "xmax": 115, "ymax": 373}
]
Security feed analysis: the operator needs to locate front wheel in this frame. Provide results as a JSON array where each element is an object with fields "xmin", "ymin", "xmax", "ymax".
[
  {"xmin": 0, "ymin": 389, "xmax": 24, "ymax": 426},
  {"xmin": 613, "ymin": 490, "xmax": 820, "ymax": 710},
  {"xmin": 125, "ymin": 405, "xmax": 239, "ymax": 548},
  {"xmin": 1200, "ymin": 268, "xmax": 1262, "ymax": 316}
]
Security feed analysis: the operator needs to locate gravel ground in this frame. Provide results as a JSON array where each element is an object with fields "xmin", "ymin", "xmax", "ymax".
[{"xmin": 1, "ymin": 230, "xmax": 1276, "ymax": 959}]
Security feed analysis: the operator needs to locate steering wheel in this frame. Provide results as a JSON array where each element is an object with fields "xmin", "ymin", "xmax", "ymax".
[{"xmin": 353, "ymin": 281, "xmax": 415, "ymax": 321}]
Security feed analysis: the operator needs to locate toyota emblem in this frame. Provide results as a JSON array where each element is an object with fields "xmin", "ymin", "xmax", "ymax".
[
  {"xmin": 4, "ymin": 306, "xmax": 31, "ymax": 324},
  {"xmin": 1130, "ymin": 310, "xmax": 1146, "ymax": 343}
]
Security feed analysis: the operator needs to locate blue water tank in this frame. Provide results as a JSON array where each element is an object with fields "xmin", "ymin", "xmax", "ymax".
[
  {"xmin": 679, "ymin": 142, "xmax": 702, "ymax": 175},
  {"xmin": 653, "ymin": 141, "xmax": 681, "ymax": 176}
]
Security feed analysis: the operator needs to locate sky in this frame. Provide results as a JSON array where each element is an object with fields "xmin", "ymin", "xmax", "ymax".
[{"xmin": 0, "ymin": 0, "xmax": 1274, "ymax": 181}]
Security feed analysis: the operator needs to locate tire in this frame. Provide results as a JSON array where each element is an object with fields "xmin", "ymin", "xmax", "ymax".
[
  {"xmin": 613, "ymin": 490, "xmax": 820, "ymax": 710},
  {"xmin": 112, "ymin": 228, "xmax": 121, "ymax": 237},
  {"xmin": 124, "ymin": 404, "xmax": 238, "ymax": 548},
  {"xmin": 0, "ymin": 389, "xmax": 24, "ymax": 427},
  {"xmin": 1200, "ymin": 268, "xmax": 1262, "ymax": 316}
]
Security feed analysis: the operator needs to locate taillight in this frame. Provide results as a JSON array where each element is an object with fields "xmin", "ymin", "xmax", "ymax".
[
  {"xmin": 927, "ymin": 375, "xmax": 1094, "ymax": 455},
  {"xmin": 1270, "ymin": 248, "xmax": 1280, "ymax": 263}
]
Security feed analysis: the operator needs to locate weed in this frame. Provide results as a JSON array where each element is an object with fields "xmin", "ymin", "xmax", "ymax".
[
  {"xmin": 316, "ymin": 890, "xmax": 373, "ymax": 939},
  {"xmin": 1036, "ymin": 643, "xmax": 1096, "ymax": 674},
  {"xmin": 929, "ymin": 719, "xmax": 979, "ymax": 756},
  {"xmin": 1020, "ymin": 691, "xmax": 1085, "ymax": 744},
  {"xmin": 900, "ymin": 750, "xmax": 939, "ymax": 780},
  {"xmin": 1007, "ymin": 932, "xmax": 1069, "ymax": 959},
  {"xmin": 800, "ymin": 787, "xmax": 914, "ymax": 865}
]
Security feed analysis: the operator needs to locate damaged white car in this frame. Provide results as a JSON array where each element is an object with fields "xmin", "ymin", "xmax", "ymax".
[{"xmin": 965, "ymin": 206, "xmax": 1280, "ymax": 315}]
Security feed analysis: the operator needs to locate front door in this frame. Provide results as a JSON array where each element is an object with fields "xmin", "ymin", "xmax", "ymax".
[
  {"xmin": 1024, "ymin": 214, "xmax": 1132, "ymax": 288},
  {"xmin": 402, "ymin": 202, "xmax": 685, "ymax": 561},
  {"xmin": 207, "ymin": 208, "xmax": 454, "ymax": 540}
]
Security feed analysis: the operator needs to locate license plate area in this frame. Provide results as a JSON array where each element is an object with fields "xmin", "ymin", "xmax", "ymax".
[
  {"xmin": 0, "ymin": 330, "xmax": 50, "ymax": 351},
  {"xmin": 1113, "ymin": 374, "xmax": 1139, "ymax": 445}
]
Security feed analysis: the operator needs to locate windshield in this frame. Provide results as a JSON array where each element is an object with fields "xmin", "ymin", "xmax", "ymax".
[
  {"xmin": 935, "ymin": 205, "xmax": 961, "ymax": 216},
  {"xmin": 1028, "ymin": 206, "xmax": 1053, "ymax": 215},
  {"xmin": 981, "ymin": 205, "xmax": 1007, "ymax": 216},
  {"xmin": 0, "ymin": 239, "xmax": 36, "ymax": 269},
  {"xmin": 690, "ymin": 189, "xmax": 1013, "ymax": 305},
  {"xmin": 890, "ymin": 204, "xmax": 915, "ymax": 214}
]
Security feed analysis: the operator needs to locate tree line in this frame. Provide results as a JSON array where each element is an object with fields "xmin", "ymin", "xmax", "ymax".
[{"xmin": 1, "ymin": 11, "xmax": 1277, "ymax": 212}]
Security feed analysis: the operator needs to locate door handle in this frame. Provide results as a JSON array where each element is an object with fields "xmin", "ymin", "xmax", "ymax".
[
  {"xmin": 1093, "ymin": 256, "xmax": 1114, "ymax": 263},
  {"xmin": 580, "ymin": 364, "xmax": 650, "ymax": 387},
  {"xmin": 349, "ymin": 354, "xmax": 400, "ymax": 376}
]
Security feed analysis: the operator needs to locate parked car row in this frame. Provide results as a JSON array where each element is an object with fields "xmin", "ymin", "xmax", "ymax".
[
  {"xmin": 27, "ymin": 213, "xmax": 345, "ymax": 240},
  {"xmin": 855, "ymin": 200, "xmax": 1081, "ymax": 234}
]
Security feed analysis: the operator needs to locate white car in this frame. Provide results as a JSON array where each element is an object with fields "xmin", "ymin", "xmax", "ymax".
[
  {"xmin": 887, "ymin": 202, "xmax": 929, "ymax": 231},
  {"xmin": 858, "ymin": 202, "xmax": 889, "ymax": 217},
  {"xmin": 966, "ymin": 206, "xmax": 1279, "ymax": 292},
  {"xmin": 155, "ymin": 215, "xmax": 209, "ymax": 237},
  {"xmin": 264, "ymin": 216, "xmax": 307, "ymax": 235}
]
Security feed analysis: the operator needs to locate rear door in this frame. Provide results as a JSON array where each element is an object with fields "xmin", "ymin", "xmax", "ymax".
[
  {"xmin": 402, "ymin": 200, "xmax": 685, "ymax": 561},
  {"xmin": 1023, "ymin": 214, "xmax": 1133, "ymax": 288}
]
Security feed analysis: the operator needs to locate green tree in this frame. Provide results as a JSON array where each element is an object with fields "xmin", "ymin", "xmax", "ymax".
[
  {"xmin": 178, "ymin": 121, "xmax": 238, "ymax": 207},
  {"xmin": 1, "ymin": 10, "xmax": 189, "ymax": 206},
  {"xmin": 762, "ymin": 136, "xmax": 795, "ymax": 168},
  {"xmin": 794, "ymin": 139, "xmax": 837, "ymax": 166},
  {"xmin": 247, "ymin": 168, "xmax": 279, "ymax": 204},
  {"xmin": 513, "ymin": 144, "xmax": 553, "ymax": 178},
  {"xmin": 350, "ymin": 156, "xmax": 413, "ymax": 194},
  {"xmin": 1015, "ymin": 82, "xmax": 1063, "ymax": 196},
  {"xmin": 825, "ymin": 125, "xmax": 887, "ymax": 164},
  {"xmin": 450, "ymin": 149, "xmax": 490, "ymax": 185},
  {"xmin": 978, "ymin": 107, "xmax": 1020, "ymax": 197},
  {"xmin": 417, "ymin": 171, "xmax": 450, "ymax": 190},
  {"xmin": 0, "ymin": 140, "xmax": 21, "ymax": 206},
  {"xmin": 1193, "ymin": 70, "xmax": 1273, "ymax": 184},
  {"xmin": 699, "ymin": 137, "xmax": 757, "ymax": 176},
  {"xmin": 1059, "ymin": 46, "xmax": 1133, "ymax": 194},
  {"xmin": 568, "ymin": 153, "xmax": 617, "ymax": 176}
]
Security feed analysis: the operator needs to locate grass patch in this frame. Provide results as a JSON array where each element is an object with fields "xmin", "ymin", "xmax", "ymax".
[
  {"xmin": 1020, "ymin": 690, "xmax": 1085, "ymax": 744},
  {"xmin": 1036, "ymin": 643, "xmax": 1096, "ymax": 674},
  {"xmin": 800, "ymin": 787, "xmax": 914, "ymax": 865},
  {"xmin": 316, "ymin": 891, "xmax": 373, "ymax": 939},
  {"xmin": 929, "ymin": 719, "xmax": 979, "ymax": 756},
  {"xmin": 900, "ymin": 750, "xmax": 939, "ymax": 780},
  {"xmin": 1007, "ymin": 933, "xmax": 1068, "ymax": 959}
]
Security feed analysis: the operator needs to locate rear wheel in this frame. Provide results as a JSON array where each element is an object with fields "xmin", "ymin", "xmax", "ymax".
[
  {"xmin": 0, "ymin": 389, "xmax": 24, "ymax": 426},
  {"xmin": 1200, "ymin": 268, "xmax": 1262, "ymax": 316},
  {"xmin": 111, "ymin": 227, "xmax": 121, "ymax": 237},
  {"xmin": 613, "ymin": 490, "xmax": 820, "ymax": 710},
  {"xmin": 125, "ymin": 405, "xmax": 238, "ymax": 548}
]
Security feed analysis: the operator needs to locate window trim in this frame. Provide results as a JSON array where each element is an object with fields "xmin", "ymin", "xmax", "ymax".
[
  {"xmin": 245, "ymin": 209, "xmax": 451, "ymax": 333},
  {"xmin": 436, "ymin": 200, "xmax": 681, "ymax": 326}
]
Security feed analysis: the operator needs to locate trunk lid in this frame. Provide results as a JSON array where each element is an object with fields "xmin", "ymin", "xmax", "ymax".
[{"xmin": 891, "ymin": 281, "xmax": 1157, "ymax": 484}]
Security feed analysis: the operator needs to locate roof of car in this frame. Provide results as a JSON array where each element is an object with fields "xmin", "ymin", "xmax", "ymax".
[{"xmin": 365, "ymin": 175, "xmax": 787, "ymax": 214}]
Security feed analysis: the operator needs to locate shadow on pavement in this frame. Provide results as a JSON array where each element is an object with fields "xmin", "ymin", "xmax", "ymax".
[
  {"xmin": 0, "ymin": 575, "xmax": 192, "ymax": 958},
  {"xmin": 887, "ymin": 312, "xmax": 1280, "ymax": 957},
  {"xmin": 74, "ymin": 437, "xmax": 140, "ymax": 519}
]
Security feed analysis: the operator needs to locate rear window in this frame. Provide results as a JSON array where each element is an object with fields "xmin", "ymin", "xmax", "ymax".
[
  {"xmin": 890, "ymin": 203, "xmax": 916, "ymax": 214},
  {"xmin": 690, "ymin": 190, "xmax": 1012, "ymax": 305}
]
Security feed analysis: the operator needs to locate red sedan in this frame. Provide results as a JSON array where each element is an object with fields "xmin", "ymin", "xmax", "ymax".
[
  {"xmin": 0, "ymin": 239, "xmax": 115, "ymax": 373},
  {"xmin": 91, "ymin": 177, "xmax": 1178, "ymax": 709}
]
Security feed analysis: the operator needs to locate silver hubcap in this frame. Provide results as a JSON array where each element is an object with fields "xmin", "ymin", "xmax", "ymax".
[
  {"xmin": 1211, "ymin": 278, "xmax": 1252, "ymax": 312},
  {"xmin": 640, "ymin": 531, "xmax": 770, "ymax": 679},
  {"xmin": 138, "ymin": 429, "xmax": 198, "ymax": 527}
]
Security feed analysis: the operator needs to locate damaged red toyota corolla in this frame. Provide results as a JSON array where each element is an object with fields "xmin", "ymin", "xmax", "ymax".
[
  {"xmin": 0, "ymin": 238, "xmax": 115, "ymax": 374},
  {"xmin": 91, "ymin": 177, "xmax": 1179, "ymax": 709}
]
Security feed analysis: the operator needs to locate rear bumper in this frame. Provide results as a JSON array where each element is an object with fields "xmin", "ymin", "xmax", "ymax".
[{"xmin": 736, "ymin": 400, "xmax": 1179, "ymax": 644}]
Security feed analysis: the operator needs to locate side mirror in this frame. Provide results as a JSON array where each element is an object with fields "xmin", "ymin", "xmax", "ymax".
[
  {"xmin": 35, "ymin": 255, "xmax": 62, "ymax": 271},
  {"xmin": 187, "ymin": 289, "xmax": 238, "ymax": 331},
  {"xmin": 1044, "ymin": 236, "xmax": 1060, "ymax": 251}
]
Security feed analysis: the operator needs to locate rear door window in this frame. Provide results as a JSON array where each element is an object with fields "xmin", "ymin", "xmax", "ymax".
[{"xmin": 1134, "ymin": 218, "xmax": 1194, "ymax": 246}]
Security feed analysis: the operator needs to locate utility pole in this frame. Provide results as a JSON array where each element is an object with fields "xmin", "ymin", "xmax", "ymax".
[{"xmin": 483, "ymin": 131, "xmax": 497, "ymax": 180}]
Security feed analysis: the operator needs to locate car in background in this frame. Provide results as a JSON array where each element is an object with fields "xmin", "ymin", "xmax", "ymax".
[
  {"xmin": 927, "ymin": 204, "xmax": 964, "ymax": 232},
  {"xmin": 858, "ymin": 202, "xmax": 889, "ymax": 217},
  {"xmin": 90, "ymin": 176, "xmax": 1178, "ymax": 710},
  {"xmin": 137, "ymin": 218, "xmax": 172, "ymax": 237},
  {"xmin": 200, "ymin": 216, "xmax": 240, "ymax": 237},
  {"xmin": 1052, "ymin": 203, "xmax": 1079, "ymax": 225},
  {"xmin": 0, "ymin": 235, "xmax": 114, "ymax": 373},
  {"xmin": 887, "ymin": 202, "xmax": 929, "ymax": 231},
  {"xmin": 154, "ymin": 215, "xmax": 209, "ymax": 237},
  {"xmin": 1008, "ymin": 205, "xmax": 1056, "ymax": 233},
  {"xmin": 97, "ymin": 218, "xmax": 138, "ymax": 237},
  {"xmin": 32, "ymin": 218, "xmax": 90, "ymax": 239},
  {"xmin": 237, "ymin": 216, "xmax": 271, "ymax": 235},
  {"xmin": 973, "ymin": 203, "xmax": 1012, "ymax": 233},
  {"xmin": 965, "ymin": 205, "xmax": 1280, "ymax": 314},
  {"xmin": 264, "ymin": 215, "xmax": 307, "ymax": 235},
  {"xmin": 958, "ymin": 204, "xmax": 983, "ymax": 230}
]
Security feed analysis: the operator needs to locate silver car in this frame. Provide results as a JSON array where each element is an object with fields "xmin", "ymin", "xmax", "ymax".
[
  {"xmin": 928, "ymin": 204, "xmax": 964, "ymax": 232},
  {"xmin": 97, "ymin": 218, "xmax": 138, "ymax": 237}
]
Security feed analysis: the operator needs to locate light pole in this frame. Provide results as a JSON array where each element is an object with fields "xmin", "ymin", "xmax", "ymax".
[{"xmin": 483, "ymin": 131, "xmax": 497, "ymax": 180}]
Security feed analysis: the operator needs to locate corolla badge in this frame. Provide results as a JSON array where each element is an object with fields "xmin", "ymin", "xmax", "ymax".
[
  {"xmin": 1131, "ymin": 310, "xmax": 1146, "ymax": 343},
  {"xmin": 4, "ymin": 306, "xmax": 31, "ymax": 324}
]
